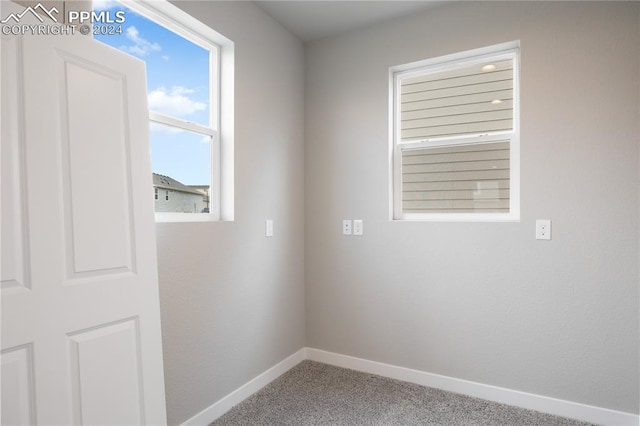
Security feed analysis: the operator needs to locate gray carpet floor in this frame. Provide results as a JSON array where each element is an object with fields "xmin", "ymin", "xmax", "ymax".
[{"xmin": 211, "ymin": 361, "xmax": 596, "ymax": 426}]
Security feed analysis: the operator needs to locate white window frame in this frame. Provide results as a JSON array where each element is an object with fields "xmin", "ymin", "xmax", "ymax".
[
  {"xmin": 389, "ymin": 41, "xmax": 520, "ymax": 222},
  {"xmin": 104, "ymin": 0, "xmax": 234, "ymax": 222}
]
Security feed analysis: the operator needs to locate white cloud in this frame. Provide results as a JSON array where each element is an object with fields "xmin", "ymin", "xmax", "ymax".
[
  {"xmin": 119, "ymin": 26, "xmax": 161, "ymax": 57},
  {"xmin": 148, "ymin": 86, "xmax": 207, "ymax": 118},
  {"xmin": 161, "ymin": 55, "xmax": 170, "ymax": 61}
]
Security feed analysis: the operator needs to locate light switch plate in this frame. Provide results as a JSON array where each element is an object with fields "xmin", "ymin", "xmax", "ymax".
[
  {"xmin": 536, "ymin": 220, "xmax": 551, "ymax": 240},
  {"xmin": 353, "ymin": 219, "xmax": 363, "ymax": 236},
  {"xmin": 265, "ymin": 219, "xmax": 273, "ymax": 237}
]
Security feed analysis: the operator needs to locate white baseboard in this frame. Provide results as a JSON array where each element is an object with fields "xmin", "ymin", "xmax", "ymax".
[
  {"xmin": 180, "ymin": 348, "xmax": 307, "ymax": 426},
  {"xmin": 181, "ymin": 346, "xmax": 639, "ymax": 426},
  {"xmin": 306, "ymin": 348, "xmax": 639, "ymax": 426}
]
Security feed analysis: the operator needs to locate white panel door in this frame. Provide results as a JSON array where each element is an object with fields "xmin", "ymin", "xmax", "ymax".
[{"xmin": 1, "ymin": 7, "xmax": 167, "ymax": 425}]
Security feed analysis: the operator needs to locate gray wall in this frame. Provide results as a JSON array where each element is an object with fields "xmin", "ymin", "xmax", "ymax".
[
  {"xmin": 305, "ymin": 1, "xmax": 640, "ymax": 414},
  {"xmin": 159, "ymin": 2, "xmax": 305, "ymax": 424}
]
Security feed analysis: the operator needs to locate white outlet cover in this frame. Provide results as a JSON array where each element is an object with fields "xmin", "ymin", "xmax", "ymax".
[
  {"xmin": 265, "ymin": 219, "xmax": 273, "ymax": 237},
  {"xmin": 536, "ymin": 219, "xmax": 551, "ymax": 240},
  {"xmin": 342, "ymin": 220, "xmax": 352, "ymax": 235}
]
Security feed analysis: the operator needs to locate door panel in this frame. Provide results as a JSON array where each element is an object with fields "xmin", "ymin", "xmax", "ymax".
[
  {"xmin": 0, "ymin": 345, "xmax": 36, "ymax": 426},
  {"xmin": 1, "ymin": 3, "xmax": 167, "ymax": 424},
  {"xmin": 68, "ymin": 318, "xmax": 144, "ymax": 426},
  {"xmin": 61, "ymin": 56, "xmax": 134, "ymax": 278},
  {"xmin": 1, "ymin": 34, "xmax": 30, "ymax": 293}
]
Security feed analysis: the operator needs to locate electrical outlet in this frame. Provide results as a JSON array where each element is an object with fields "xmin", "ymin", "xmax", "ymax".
[
  {"xmin": 536, "ymin": 220, "xmax": 551, "ymax": 240},
  {"xmin": 342, "ymin": 220, "xmax": 352, "ymax": 235}
]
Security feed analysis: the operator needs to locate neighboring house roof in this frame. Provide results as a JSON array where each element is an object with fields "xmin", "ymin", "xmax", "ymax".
[
  {"xmin": 188, "ymin": 185, "xmax": 210, "ymax": 192},
  {"xmin": 152, "ymin": 173, "xmax": 205, "ymax": 196},
  {"xmin": 187, "ymin": 185, "xmax": 210, "ymax": 202}
]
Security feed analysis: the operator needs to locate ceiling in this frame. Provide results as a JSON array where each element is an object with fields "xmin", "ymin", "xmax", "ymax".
[{"xmin": 255, "ymin": 1, "xmax": 444, "ymax": 43}]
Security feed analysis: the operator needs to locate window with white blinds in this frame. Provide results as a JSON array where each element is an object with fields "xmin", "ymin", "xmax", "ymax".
[{"xmin": 391, "ymin": 42, "xmax": 520, "ymax": 221}]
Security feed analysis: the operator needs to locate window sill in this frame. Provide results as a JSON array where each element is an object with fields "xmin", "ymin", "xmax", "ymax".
[
  {"xmin": 392, "ymin": 212, "xmax": 520, "ymax": 222},
  {"xmin": 155, "ymin": 213, "xmax": 220, "ymax": 223}
]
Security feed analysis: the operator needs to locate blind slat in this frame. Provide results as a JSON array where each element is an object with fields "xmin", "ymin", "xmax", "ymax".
[
  {"xmin": 401, "ymin": 119, "xmax": 512, "ymax": 141},
  {"xmin": 404, "ymin": 208, "xmax": 510, "ymax": 213},
  {"xmin": 403, "ymin": 141, "xmax": 510, "ymax": 156},
  {"xmin": 402, "ymin": 109, "xmax": 512, "ymax": 131},
  {"xmin": 402, "ymin": 69, "xmax": 513, "ymax": 95},
  {"xmin": 401, "ymin": 90, "xmax": 513, "ymax": 113},
  {"xmin": 401, "ymin": 79, "xmax": 512, "ymax": 104},
  {"xmin": 403, "ymin": 179, "xmax": 510, "ymax": 192},
  {"xmin": 403, "ymin": 199, "xmax": 510, "ymax": 209},
  {"xmin": 403, "ymin": 169, "xmax": 510, "ymax": 183},
  {"xmin": 403, "ymin": 189, "xmax": 510, "ymax": 201},
  {"xmin": 402, "ymin": 99, "xmax": 513, "ymax": 121},
  {"xmin": 403, "ymin": 159, "xmax": 510, "ymax": 174},
  {"xmin": 403, "ymin": 149, "xmax": 509, "ymax": 165}
]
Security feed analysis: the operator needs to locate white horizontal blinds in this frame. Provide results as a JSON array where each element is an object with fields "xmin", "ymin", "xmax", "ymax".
[
  {"xmin": 402, "ymin": 141, "xmax": 510, "ymax": 213},
  {"xmin": 400, "ymin": 60, "xmax": 513, "ymax": 141}
]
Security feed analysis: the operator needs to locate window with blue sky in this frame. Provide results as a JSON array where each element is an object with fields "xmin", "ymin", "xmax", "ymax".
[{"xmin": 93, "ymin": 0, "xmax": 215, "ymax": 214}]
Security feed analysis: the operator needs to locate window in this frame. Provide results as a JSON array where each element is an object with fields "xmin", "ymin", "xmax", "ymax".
[
  {"xmin": 154, "ymin": 188, "xmax": 158, "ymax": 200},
  {"xmin": 93, "ymin": 0, "xmax": 234, "ymax": 221},
  {"xmin": 391, "ymin": 42, "xmax": 520, "ymax": 221}
]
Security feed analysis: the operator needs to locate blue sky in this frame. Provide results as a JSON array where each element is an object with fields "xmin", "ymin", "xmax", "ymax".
[{"xmin": 94, "ymin": 1, "xmax": 211, "ymax": 186}]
